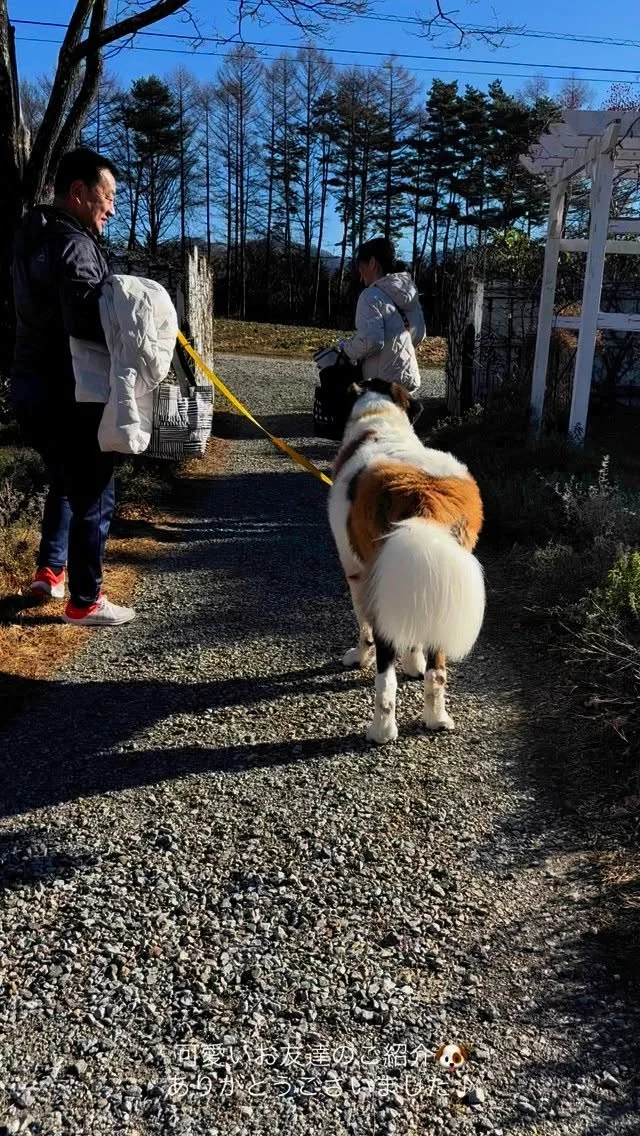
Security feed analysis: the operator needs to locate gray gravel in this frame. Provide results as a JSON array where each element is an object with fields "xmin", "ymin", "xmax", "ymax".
[{"xmin": 1, "ymin": 355, "xmax": 639, "ymax": 1135}]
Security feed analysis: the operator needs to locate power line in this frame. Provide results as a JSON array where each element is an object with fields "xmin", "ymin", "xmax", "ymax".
[
  {"xmin": 14, "ymin": 14, "xmax": 640, "ymax": 52},
  {"xmin": 15, "ymin": 34, "xmax": 640, "ymax": 87},
  {"xmin": 354, "ymin": 12, "xmax": 640, "ymax": 51},
  {"xmin": 11, "ymin": 17, "xmax": 640, "ymax": 78}
]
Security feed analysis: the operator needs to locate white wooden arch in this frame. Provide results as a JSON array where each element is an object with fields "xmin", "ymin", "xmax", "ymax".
[{"xmin": 520, "ymin": 109, "xmax": 640, "ymax": 442}]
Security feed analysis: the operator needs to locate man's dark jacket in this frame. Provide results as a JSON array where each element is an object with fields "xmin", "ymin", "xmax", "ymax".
[{"xmin": 11, "ymin": 205, "xmax": 109, "ymax": 413}]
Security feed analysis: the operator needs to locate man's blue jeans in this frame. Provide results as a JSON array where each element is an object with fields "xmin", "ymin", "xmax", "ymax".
[{"xmin": 17, "ymin": 402, "xmax": 115, "ymax": 607}]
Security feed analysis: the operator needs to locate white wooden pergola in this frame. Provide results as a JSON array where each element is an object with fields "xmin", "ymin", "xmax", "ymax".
[{"xmin": 520, "ymin": 109, "xmax": 640, "ymax": 442}]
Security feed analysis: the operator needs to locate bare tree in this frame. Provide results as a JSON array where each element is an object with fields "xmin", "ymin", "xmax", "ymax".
[
  {"xmin": 0, "ymin": 0, "xmax": 193, "ymax": 371},
  {"xmin": 295, "ymin": 46, "xmax": 334, "ymax": 308},
  {"xmin": 169, "ymin": 67, "xmax": 201, "ymax": 260},
  {"xmin": 1, "ymin": 0, "xmax": 193, "ymax": 216},
  {"xmin": 263, "ymin": 54, "xmax": 304, "ymax": 314},
  {"xmin": 558, "ymin": 75, "xmax": 594, "ymax": 110},
  {"xmin": 1, "ymin": 0, "xmax": 380, "ymax": 368},
  {"xmin": 197, "ymin": 81, "xmax": 217, "ymax": 260},
  {"xmin": 213, "ymin": 49, "xmax": 263, "ymax": 317},
  {"xmin": 518, "ymin": 75, "xmax": 551, "ymax": 106}
]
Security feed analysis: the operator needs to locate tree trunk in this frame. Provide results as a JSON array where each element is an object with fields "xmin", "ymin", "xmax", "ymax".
[
  {"xmin": 127, "ymin": 163, "xmax": 143, "ymax": 250},
  {"xmin": 225, "ymin": 99, "xmax": 232, "ymax": 318},
  {"xmin": 313, "ymin": 139, "xmax": 330, "ymax": 323},
  {"xmin": 0, "ymin": 0, "xmax": 191, "ymax": 376},
  {"xmin": 0, "ymin": 9, "xmax": 27, "ymax": 372},
  {"xmin": 205, "ymin": 105, "xmax": 211, "ymax": 260},
  {"xmin": 238, "ymin": 72, "xmax": 246, "ymax": 320},
  {"xmin": 384, "ymin": 68, "xmax": 393, "ymax": 241},
  {"xmin": 302, "ymin": 57, "xmax": 313, "ymax": 309},
  {"xmin": 179, "ymin": 81, "xmax": 186, "ymax": 262},
  {"xmin": 265, "ymin": 98, "xmax": 275, "ymax": 317}
]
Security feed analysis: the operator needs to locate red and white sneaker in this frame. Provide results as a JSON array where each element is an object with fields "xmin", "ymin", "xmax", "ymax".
[
  {"xmin": 28, "ymin": 567, "xmax": 66, "ymax": 600},
  {"xmin": 63, "ymin": 594, "xmax": 136, "ymax": 627}
]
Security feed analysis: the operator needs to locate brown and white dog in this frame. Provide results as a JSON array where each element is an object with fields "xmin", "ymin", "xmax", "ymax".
[{"xmin": 328, "ymin": 379, "xmax": 485, "ymax": 744}]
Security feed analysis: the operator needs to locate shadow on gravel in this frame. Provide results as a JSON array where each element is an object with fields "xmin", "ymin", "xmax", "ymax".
[
  {"xmin": 212, "ymin": 411, "xmax": 317, "ymax": 440},
  {"xmin": 0, "ymin": 827, "xmax": 95, "ymax": 889},
  {"xmin": 0, "ymin": 673, "xmax": 367, "ymax": 816},
  {"xmin": 458, "ymin": 640, "xmax": 640, "ymax": 1128},
  {"xmin": 211, "ymin": 412, "xmax": 337, "ymax": 470},
  {"xmin": 211, "ymin": 399, "xmax": 448, "ymax": 457},
  {"xmin": 0, "ymin": 658, "xmax": 370, "ymax": 817}
]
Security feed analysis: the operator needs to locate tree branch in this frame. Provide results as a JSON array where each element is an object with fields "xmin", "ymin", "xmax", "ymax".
[
  {"xmin": 23, "ymin": 0, "xmax": 95, "ymax": 201},
  {"xmin": 236, "ymin": 0, "xmax": 368, "ymax": 37},
  {"xmin": 69, "ymin": 0, "xmax": 191, "ymax": 64},
  {"xmin": 48, "ymin": 0, "xmax": 107, "ymax": 177},
  {"xmin": 417, "ymin": 0, "xmax": 521, "ymax": 48}
]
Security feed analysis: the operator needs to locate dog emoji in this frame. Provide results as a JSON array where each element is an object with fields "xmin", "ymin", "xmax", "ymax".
[{"xmin": 435, "ymin": 1043, "xmax": 470, "ymax": 1074}]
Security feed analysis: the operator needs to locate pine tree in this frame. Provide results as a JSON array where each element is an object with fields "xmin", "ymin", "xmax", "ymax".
[
  {"xmin": 421, "ymin": 79, "xmax": 462, "ymax": 271},
  {"xmin": 329, "ymin": 68, "xmax": 385, "ymax": 298},
  {"xmin": 484, "ymin": 81, "xmax": 546, "ymax": 233},
  {"xmin": 368, "ymin": 59, "xmax": 419, "ymax": 242},
  {"xmin": 455, "ymin": 86, "xmax": 491, "ymax": 245},
  {"xmin": 406, "ymin": 109, "xmax": 432, "ymax": 277},
  {"xmin": 113, "ymin": 75, "xmax": 181, "ymax": 253}
]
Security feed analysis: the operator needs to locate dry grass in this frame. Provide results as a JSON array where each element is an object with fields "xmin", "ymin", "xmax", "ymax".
[
  {"xmin": 212, "ymin": 317, "xmax": 447, "ymax": 368},
  {"xmin": 176, "ymin": 437, "xmax": 230, "ymax": 481},
  {"xmin": 0, "ymin": 557, "xmax": 139, "ymax": 682},
  {"xmin": 0, "ymin": 523, "xmax": 40, "ymax": 597}
]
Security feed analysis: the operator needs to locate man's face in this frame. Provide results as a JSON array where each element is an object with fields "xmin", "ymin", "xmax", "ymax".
[{"xmin": 68, "ymin": 169, "xmax": 116, "ymax": 236}]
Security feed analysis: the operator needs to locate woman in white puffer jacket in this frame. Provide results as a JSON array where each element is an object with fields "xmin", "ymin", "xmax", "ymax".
[{"xmin": 339, "ymin": 237, "xmax": 426, "ymax": 394}]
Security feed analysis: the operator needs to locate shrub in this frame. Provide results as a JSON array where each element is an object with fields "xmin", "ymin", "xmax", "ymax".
[
  {"xmin": 114, "ymin": 456, "xmax": 178, "ymax": 508},
  {"xmin": 554, "ymin": 455, "xmax": 640, "ymax": 547},
  {"xmin": 598, "ymin": 550, "xmax": 640, "ymax": 622}
]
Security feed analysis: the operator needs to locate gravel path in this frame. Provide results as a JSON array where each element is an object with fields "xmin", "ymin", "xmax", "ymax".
[{"xmin": 1, "ymin": 357, "xmax": 639, "ymax": 1136}]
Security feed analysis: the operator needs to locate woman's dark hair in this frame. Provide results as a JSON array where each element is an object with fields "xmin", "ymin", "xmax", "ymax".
[
  {"xmin": 356, "ymin": 237, "xmax": 396, "ymax": 275},
  {"xmin": 54, "ymin": 147, "xmax": 119, "ymax": 195}
]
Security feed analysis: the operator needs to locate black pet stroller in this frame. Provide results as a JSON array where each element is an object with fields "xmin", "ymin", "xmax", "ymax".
[{"xmin": 311, "ymin": 347, "xmax": 362, "ymax": 441}]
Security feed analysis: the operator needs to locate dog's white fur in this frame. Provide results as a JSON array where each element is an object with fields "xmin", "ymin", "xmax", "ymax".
[{"xmin": 328, "ymin": 388, "xmax": 485, "ymax": 743}]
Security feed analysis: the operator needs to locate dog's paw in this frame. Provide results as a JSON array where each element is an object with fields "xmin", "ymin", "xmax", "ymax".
[
  {"xmin": 366, "ymin": 717, "xmax": 399, "ymax": 745},
  {"xmin": 423, "ymin": 710, "xmax": 455, "ymax": 732},
  {"xmin": 342, "ymin": 645, "xmax": 375, "ymax": 669},
  {"xmin": 400, "ymin": 648, "xmax": 426, "ymax": 679}
]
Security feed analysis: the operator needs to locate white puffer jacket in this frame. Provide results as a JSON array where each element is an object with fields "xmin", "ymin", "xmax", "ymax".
[
  {"xmin": 70, "ymin": 273, "xmax": 178, "ymax": 454},
  {"xmin": 340, "ymin": 271, "xmax": 425, "ymax": 393}
]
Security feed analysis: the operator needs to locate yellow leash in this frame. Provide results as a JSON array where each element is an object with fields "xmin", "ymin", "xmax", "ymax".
[{"xmin": 176, "ymin": 331, "xmax": 333, "ymax": 488}]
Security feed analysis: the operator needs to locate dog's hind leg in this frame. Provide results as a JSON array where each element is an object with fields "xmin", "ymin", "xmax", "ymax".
[
  {"xmin": 342, "ymin": 571, "xmax": 375, "ymax": 669},
  {"xmin": 366, "ymin": 634, "xmax": 398, "ymax": 745},
  {"xmin": 423, "ymin": 650, "xmax": 454, "ymax": 731}
]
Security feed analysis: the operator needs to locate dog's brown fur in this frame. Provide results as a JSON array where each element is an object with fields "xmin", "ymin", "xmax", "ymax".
[{"xmin": 346, "ymin": 461, "xmax": 483, "ymax": 564}]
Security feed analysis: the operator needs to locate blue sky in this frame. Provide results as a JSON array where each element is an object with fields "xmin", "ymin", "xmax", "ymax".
[
  {"xmin": 11, "ymin": 0, "xmax": 640, "ymax": 256},
  {"xmin": 10, "ymin": 0, "xmax": 640, "ymax": 103}
]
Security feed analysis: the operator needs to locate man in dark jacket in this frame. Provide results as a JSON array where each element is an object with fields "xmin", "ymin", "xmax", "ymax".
[{"xmin": 12, "ymin": 147, "xmax": 135, "ymax": 626}]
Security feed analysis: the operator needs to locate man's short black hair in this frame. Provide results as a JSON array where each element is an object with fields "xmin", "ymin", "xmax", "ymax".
[{"xmin": 54, "ymin": 147, "xmax": 119, "ymax": 196}]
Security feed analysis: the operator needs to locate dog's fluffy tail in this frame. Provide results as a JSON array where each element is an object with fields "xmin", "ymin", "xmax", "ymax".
[{"xmin": 364, "ymin": 518, "xmax": 485, "ymax": 660}]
